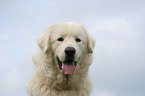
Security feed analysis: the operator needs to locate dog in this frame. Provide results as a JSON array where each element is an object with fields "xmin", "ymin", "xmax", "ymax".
[{"xmin": 27, "ymin": 22, "xmax": 95, "ymax": 96}]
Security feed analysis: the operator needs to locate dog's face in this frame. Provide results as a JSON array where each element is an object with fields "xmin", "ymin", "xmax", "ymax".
[
  {"xmin": 50, "ymin": 24, "xmax": 88, "ymax": 75},
  {"xmin": 38, "ymin": 22, "xmax": 95, "ymax": 75}
]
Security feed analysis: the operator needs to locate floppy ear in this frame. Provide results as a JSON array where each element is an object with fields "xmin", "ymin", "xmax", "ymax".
[
  {"xmin": 37, "ymin": 27, "xmax": 52, "ymax": 53},
  {"xmin": 87, "ymin": 35, "xmax": 95, "ymax": 54},
  {"xmin": 80, "ymin": 24, "xmax": 95, "ymax": 54}
]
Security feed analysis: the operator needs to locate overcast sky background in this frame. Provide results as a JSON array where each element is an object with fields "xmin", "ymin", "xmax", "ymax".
[{"xmin": 0, "ymin": 0, "xmax": 145, "ymax": 96}]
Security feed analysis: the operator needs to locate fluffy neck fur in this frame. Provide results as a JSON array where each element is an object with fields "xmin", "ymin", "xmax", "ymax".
[
  {"xmin": 33, "ymin": 50, "xmax": 92, "ymax": 91},
  {"xmin": 27, "ymin": 50, "xmax": 92, "ymax": 96}
]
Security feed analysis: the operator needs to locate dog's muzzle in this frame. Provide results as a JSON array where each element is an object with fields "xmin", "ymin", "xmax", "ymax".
[{"xmin": 57, "ymin": 47, "xmax": 77, "ymax": 75}]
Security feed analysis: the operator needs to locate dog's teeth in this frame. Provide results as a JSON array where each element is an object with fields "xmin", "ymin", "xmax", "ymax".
[{"xmin": 74, "ymin": 62, "xmax": 77, "ymax": 67}]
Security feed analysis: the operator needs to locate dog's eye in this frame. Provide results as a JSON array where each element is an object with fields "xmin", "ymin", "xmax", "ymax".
[
  {"xmin": 76, "ymin": 38, "xmax": 81, "ymax": 42},
  {"xmin": 57, "ymin": 37, "xmax": 64, "ymax": 41}
]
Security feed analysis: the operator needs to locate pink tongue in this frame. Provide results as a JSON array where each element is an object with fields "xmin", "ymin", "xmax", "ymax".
[{"xmin": 62, "ymin": 62, "xmax": 76, "ymax": 75}]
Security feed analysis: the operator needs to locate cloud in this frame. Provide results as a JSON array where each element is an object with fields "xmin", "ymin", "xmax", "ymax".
[
  {"xmin": 0, "ymin": 66, "xmax": 25, "ymax": 96},
  {"xmin": 0, "ymin": 47, "xmax": 35, "ymax": 96},
  {"xmin": 89, "ymin": 17, "xmax": 145, "ymax": 96},
  {"xmin": 97, "ymin": 91, "xmax": 114, "ymax": 96},
  {"xmin": 2, "ymin": 67, "xmax": 21, "ymax": 91},
  {"xmin": 0, "ymin": 33, "xmax": 10, "ymax": 40}
]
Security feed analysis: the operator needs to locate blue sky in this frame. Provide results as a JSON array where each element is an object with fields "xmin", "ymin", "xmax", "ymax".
[{"xmin": 0, "ymin": 0, "xmax": 145, "ymax": 96}]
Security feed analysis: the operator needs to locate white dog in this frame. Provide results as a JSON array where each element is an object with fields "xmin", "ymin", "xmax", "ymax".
[{"xmin": 27, "ymin": 22, "xmax": 95, "ymax": 96}]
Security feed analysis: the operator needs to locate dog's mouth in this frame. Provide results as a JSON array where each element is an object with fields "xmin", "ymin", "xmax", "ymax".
[{"xmin": 57, "ymin": 57, "xmax": 77, "ymax": 75}]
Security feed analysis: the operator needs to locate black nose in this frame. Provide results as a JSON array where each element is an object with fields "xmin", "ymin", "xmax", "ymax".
[{"xmin": 65, "ymin": 47, "xmax": 76, "ymax": 57}]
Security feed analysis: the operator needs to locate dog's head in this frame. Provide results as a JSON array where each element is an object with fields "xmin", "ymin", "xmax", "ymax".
[{"xmin": 37, "ymin": 22, "xmax": 95, "ymax": 75}]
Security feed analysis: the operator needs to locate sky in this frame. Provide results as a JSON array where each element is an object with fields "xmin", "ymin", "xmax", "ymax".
[{"xmin": 0, "ymin": 0, "xmax": 145, "ymax": 96}]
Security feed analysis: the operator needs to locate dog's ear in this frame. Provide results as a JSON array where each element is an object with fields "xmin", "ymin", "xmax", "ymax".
[
  {"xmin": 87, "ymin": 35, "xmax": 95, "ymax": 54},
  {"xmin": 80, "ymin": 24, "xmax": 95, "ymax": 54},
  {"xmin": 37, "ymin": 27, "xmax": 52, "ymax": 53}
]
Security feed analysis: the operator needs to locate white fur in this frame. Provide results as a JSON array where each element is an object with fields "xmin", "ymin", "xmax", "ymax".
[{"xmin": 27, "ymin": 22, "xmax": 95, "ymax": 96}]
